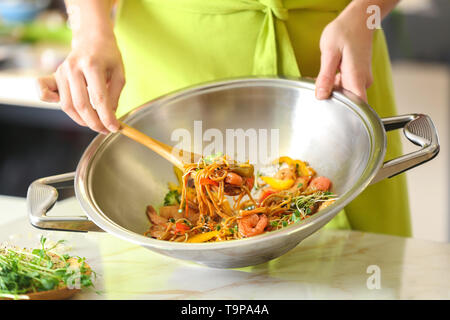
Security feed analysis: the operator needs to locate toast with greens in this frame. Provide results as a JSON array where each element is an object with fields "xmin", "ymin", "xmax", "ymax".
[{"xmin": 0, "ymin": 236, "xmax": 95, "ymax": 300}]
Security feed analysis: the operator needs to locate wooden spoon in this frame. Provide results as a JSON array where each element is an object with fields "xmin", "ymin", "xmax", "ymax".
[
  {"xmin": 119, "ymin": 121, "xmax": 197, "ymax": 170},
  {"xmin": 118, "ymin": 121, "xmax": 254, "ymax": 177}
]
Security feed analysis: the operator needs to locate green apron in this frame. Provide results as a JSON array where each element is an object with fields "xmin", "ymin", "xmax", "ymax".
[{"xmin": 114, "ymin": 0, "xmax": 411, "ymax": 237}]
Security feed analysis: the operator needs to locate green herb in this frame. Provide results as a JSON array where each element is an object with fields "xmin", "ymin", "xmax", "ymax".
[
  {"xmin": 169, "ymin": 218, "xmax": 175, "ymax": 223},
  {"xmin": 270, "ymin": 221, "xmax": 279, "ymax": 227},
  {"xmin": 204, "ymin": 152, "xmax": 224, "ymax": 164},
  {"xmin": 253, "ymin": 171, "xmax": 263, "ymax": 191},
  {"xmin": 297, "ymin": 183, "xmax": 303, "ymax": 188},
  {"xmin": 0, "ymin": 236, "xmax": 95, "ymax": 300},
  {"xmin": 216, "ymin": 225, "xmax": 221, "ymax": 231},
  {"xmin": 282, "ymin": 221, "xmax": 288, "ymax": 227},
  {"xmin": 290, "ymin": 210, "xmax": 302, "ymax": 223},
  {"xmin": 291, "ymin": 191, "xmax": 337, "ymax": 219},
  {"xmin": 163, "ymin": 189, "xmax": 181, "ymax": 206}
]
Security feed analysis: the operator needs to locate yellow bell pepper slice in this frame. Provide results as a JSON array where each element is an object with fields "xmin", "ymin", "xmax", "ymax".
[
  {"xmin": 274, "ymin": 156, "xmax": 293, "ymax": 166},
  {"xmin": 168, "ymin": 182, "xmax": 181, "ymax": 192},
  {"xmin": 260, "ymin": 176, "xmax": 294, "ymax": 190},
  {"xmin": 173, "ymin": 166, "xmax": 184, "ymax": 185},
  {"xmin": 187, "ymin": 231, "xmax": 219, "ymax": 243},
  {"xmin": 293, "ymin": 160, "xmax": 315, "ymax": 177},
  {"xmin": 274, "ymin": 157, "xmax": 313, "ymax": 177}
]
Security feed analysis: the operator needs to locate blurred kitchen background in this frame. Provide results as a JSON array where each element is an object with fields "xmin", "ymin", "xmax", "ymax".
[{"xmin": 0, "ymin": 0, "xmax": 448, "ymax": 241}]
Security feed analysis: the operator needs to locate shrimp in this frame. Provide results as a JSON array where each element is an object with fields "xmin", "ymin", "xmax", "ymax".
[
  {"xmin": 288, "ymin": 176, "xmax": 310, "ymax": 193},
  {"xmin": 318, "ymin": 199, "xmax": 335, "ymax": 211},
  {"xmin": 159, "ymin": 205, "xmax": 184, "ymax": 220},
  {"xmin": 307, "ymin": 176, "xmax": 332, "ymax": 193},
  {"xmin": 225, "ymin": 172, "xmax": 244, "ymax": 186},
  {"xmin": 146, "ymin": 205, "xmax": 200, "ymax": 239},
  {"xmin": 274, "ymin": 168, "xmax": 296, "ymax": 181},
  {"xmin": 238, "ymin": 214, "xmax": 268, "ymax": 237},
  {"xmin": 146, "ymin": 205, "xmax": 166, "ymax": 226}
]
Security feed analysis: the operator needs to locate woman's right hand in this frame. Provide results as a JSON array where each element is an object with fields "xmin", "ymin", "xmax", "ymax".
[{"xmin": 38, "ymin": 29, "xmax": 125, "ymax": 134}]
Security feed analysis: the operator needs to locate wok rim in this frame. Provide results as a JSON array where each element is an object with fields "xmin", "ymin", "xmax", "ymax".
[{"xmin": 75, "ymin": 77, "xmax": 386, "ymax": 251}]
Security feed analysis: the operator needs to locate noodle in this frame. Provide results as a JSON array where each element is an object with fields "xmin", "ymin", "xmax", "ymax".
[{"xmin": 144, "ymin": 155, "xmax": 337, "ymax": 242}]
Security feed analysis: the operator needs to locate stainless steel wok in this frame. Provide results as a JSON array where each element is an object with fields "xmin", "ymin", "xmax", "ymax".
[{"xmin": 27, "ymin": 78, "xmax": 439, "ymax": 268}]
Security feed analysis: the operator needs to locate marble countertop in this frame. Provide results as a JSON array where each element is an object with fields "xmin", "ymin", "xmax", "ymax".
[{"xmin": 1, "ymin": 195, "xmax": 449, "ymax": 300}]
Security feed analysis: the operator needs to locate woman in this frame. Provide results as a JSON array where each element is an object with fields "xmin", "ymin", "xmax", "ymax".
[{"xmin": 38, "ymin": 0, "xmax": 411, "ymax": 236}]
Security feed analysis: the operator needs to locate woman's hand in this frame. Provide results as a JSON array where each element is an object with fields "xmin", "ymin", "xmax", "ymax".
[
  {"xmin": 315, "ymin": 2, "xmax": 376, "ymax": 102},
  {"xmin": 38, "ymin": 33, "xmax": 125, "ymax": 134},
  {"xmin": 38, "ymin": 0, "xmax": 124, "ymax": 134}
]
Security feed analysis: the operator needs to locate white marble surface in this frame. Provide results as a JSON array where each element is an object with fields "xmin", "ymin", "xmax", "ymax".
[{"xmin": 1, "ymin": 195, "xmax": 449, "ymax": 300}]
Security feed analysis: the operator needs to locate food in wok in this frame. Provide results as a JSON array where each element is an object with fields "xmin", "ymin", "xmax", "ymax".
[{"xmin": 144, "ymin": 155, "xmax": 337, "ymax": 243}]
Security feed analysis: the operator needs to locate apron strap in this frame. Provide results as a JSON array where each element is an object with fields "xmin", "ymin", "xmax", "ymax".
[{"xmin": 254, "ymin": 0, "xmax": 300, "ymax": 76}]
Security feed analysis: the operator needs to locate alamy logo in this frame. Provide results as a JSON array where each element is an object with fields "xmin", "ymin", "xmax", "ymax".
[
  {"xmin": 66, "ymin": 269, "xmax": 81, "ymax": 290},
  {"xmin": 366, "ymin": 265, "xmax": 381, "ymax": 290},
  {"xmin": 366, "ymin": 5, "xmax": 381, "ymax": 30},
  {"xmin": 171, "ymin": 121, "xmax": 280, "ymax": 164}
]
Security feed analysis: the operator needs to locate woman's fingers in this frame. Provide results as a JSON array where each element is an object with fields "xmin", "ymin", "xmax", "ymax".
[
  {"xmin": 340, "ymin": 57, "xmax": 370, "ymax": 102},
  {"xmin": 37, "ymin": 29, "xmax": 125, "ymax": 133},
  {"xmin": 108, "ymin": 67, "xmax": 126, "ymax": 113},
  {"xmin": 37, "ymin": 75, "xmax": 60, "ymax": 102},
  {"xmin": 44, "ymin": 64, "xmax": 123, "ymax": 133},
  {"xmin": 54, "ymin": 70, "xmax": 87, "ymax": 127},
  {"xmin": 84, "ymin": 66, "xmax": 120, "ymax": 132},
  {"xmin": 338, "ymin": 44, "xmax": 374, "ymax": 103},
  {"xmin": 315, "ymin": 48, "xmax": 341, "ymax": 100},
  {"xmin": 67, "ymin": 68, "xmax": 108, "ymax": 133},
  {"xmin": 342, "ymin": 74, "xmax": 368, "ymax": 102},
  {"xmin": 334, "ymin": 72, "xmax": 342, "ymax": 88}
]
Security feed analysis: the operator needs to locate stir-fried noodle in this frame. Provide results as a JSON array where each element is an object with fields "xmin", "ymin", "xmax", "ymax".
[{"xmin": 144, "ymin": 155, "xmax": 337, "ymax": 242}]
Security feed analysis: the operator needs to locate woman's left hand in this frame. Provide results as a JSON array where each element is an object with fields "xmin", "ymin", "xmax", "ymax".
[{"xmin": 315, "ymin": 6, "xmax": 375, "ymax": 102}]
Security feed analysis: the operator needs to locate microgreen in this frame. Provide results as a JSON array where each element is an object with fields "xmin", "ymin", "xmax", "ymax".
[
  {"xmin": 0, "ymin": 236, "xmax": 95, "ymax": 300},
  {"xmin": 291, "ymin": 191, "xmax": 337, "ymax": 218}
]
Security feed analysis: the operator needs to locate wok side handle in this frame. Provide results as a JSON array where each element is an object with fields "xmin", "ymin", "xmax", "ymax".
[
  {"xmin": 27, "ymin": 172, "xmax": 103, "ymax": 232},
  {"xmin": 370, "ymin": 114, "xmax": 440, "ymax": 185}
]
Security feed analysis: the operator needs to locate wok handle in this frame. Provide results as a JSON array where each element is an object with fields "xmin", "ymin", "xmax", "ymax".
[
  {"xmin": 27, "ymin": 172, "xmax": 103, "ymax": 232},
  {"xmin": 370, "ymin": 113, "xmax": 440, "ymax": 184}
]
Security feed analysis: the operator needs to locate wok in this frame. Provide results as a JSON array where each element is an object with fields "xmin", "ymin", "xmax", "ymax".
[{"xmin": 27, "ymin": 78, "xmax": 439, "ymax": 268}]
